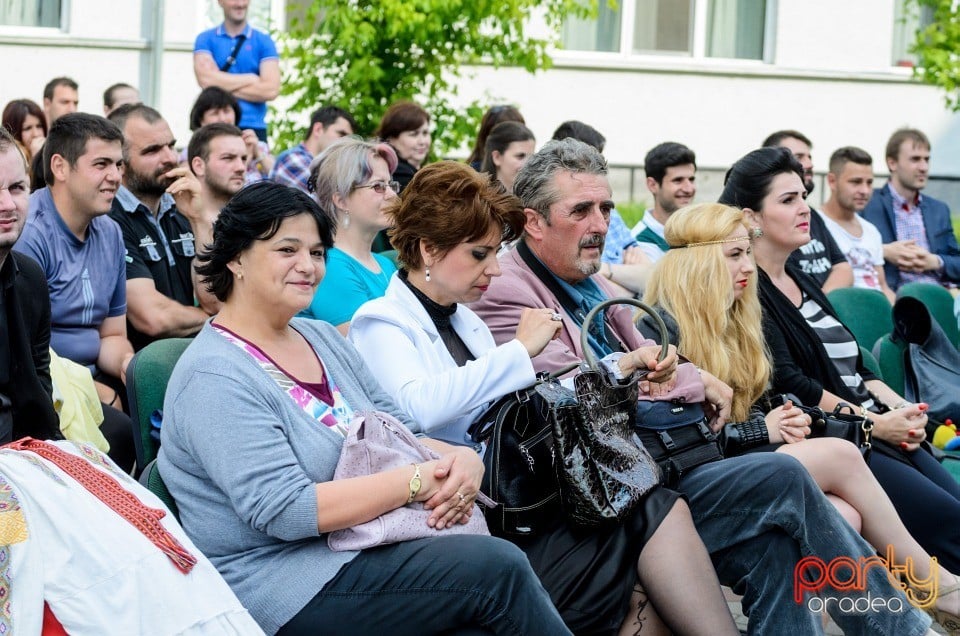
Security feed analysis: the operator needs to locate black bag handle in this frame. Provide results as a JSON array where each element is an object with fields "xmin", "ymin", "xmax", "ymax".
[
  {"xmin": 580, "ymin": 298, "xmax": 668, "ymax": 371},
  {"xmin": 220, "ymin": 33, "xmax": 247, "ymax": 72}
]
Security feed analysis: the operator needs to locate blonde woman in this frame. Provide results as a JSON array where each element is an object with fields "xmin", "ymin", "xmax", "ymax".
[{"xmin": 639, "ymin": 201, "xmax": 960, "ymax": 630}]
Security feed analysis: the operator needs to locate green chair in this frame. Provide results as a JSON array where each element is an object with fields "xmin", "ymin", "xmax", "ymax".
[
  {"xmin": 380, "ymin": 249, "xmax": 401, "ymax": 268},
  {"xmin": 139, "ymin": 458, "xmax": 179, "ymax": 522},
  {"xmin": 125, "ymin": 338, "xmax": 192, "ymax": 474},
  {"xmin": 860, "ymin": 346, "xmax": 882, "ymax": 380},
  {"xmin": 826, "ymin": 287, "xmax": 893, "ymax": 352},
  {"xmin": 873, "ymin": 334, "xmax": 907, "ymax": 397},
  {"xmin": 897, "ymin": 282, "xmax": 960, "ymax": 348}
]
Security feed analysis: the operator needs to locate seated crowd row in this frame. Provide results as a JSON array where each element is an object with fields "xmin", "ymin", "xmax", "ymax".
[{"xmin": 3, "ymin": 82, "xmax": 960, "ymax": 635}]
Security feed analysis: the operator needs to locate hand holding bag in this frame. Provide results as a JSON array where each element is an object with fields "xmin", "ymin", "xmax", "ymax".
[
  {"xmin": 768, "ymin": 393, "xmax": 874, "ymax": 461},
  {"xmin": 328, "ymin": 411, "xmax": 493, "ymax": 551}
]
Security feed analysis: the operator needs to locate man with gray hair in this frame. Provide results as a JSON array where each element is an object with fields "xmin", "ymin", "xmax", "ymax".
[{"xmin": 470, "ymin": 138, "xmax": 932, "ymax": 635}]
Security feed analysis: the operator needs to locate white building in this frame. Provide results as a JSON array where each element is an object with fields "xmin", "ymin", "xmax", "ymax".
[{"xmin": 2, "ymin": 0, "xmax": 958, "ymax": 207}]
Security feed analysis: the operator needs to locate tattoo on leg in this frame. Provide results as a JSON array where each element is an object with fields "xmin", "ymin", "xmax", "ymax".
[{"xmin": 632, "ymin": 583, "xmax": 648, "ymax": 635}]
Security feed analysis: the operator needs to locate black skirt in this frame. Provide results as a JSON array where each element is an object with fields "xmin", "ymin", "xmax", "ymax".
[{"xmin": 509, "ymin": 486, "xmax": 680, "ymax": 635}]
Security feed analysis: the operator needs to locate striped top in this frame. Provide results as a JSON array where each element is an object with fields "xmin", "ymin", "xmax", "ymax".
[{"xmin": 798, "ymin": 291, "xmax": 874, "ymax": 410}]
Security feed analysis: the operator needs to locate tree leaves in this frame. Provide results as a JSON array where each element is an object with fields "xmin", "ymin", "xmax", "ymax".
[{"xmin": 271, "ymin": 0, "xmax": 595, "ymax": 156}]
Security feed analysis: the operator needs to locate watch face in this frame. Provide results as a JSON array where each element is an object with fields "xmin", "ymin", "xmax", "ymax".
[{"xmin": 411, "ymin": 476, "xmax": 421, "ymax": 492}]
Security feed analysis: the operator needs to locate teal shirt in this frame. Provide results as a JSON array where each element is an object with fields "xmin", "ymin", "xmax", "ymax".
[{"xmin": 300, "ymin": 248, "xmax": 397, "ymax": 325}]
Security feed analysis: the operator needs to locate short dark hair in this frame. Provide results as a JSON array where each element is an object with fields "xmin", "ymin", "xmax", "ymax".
[
  {"xmin": 189, "ymin": 87, "xmax": 242, "ymax": 132},
  {"xmin": 107, "ymin": 103, "xmax": 166, "ymax": 163},
  {"xmin": 306, "ymin": 106, "xmax": 356, "ymax": 141},
  {"xmin": 43, "ymin": 77, "xmax": 78, "ymax": 101},
  {"xmin": 828, "ymin": 146, "xmax": 873, "ymax": 175},
  {"xmin": 643, "ymin": 142, "xmax": 697, "ymax": 184},
  {"xmin": 103, "ymin": 83, "xmax": 136, "ymax": 109},
  {"xmin": 551, "ymin": 120, "xmax": 606, "ymax": 152},
  {"xmin": 480, "ymin": 121, "xmax": 535, "ymax": 181},
  {"xmin": 375, "ymin": 101, "xmax": 430, "ymax": 140},
  {"xmin": 2, "ymin": 99, "xmax": 47, "ymax": 144},
  {"xmin": 467, "ymin": 105, "xmax": 525, "ymax": 166},
  {"xmin": 43, "ymin": 113, "xmax": 122, "ymax": 185},
  {"xmin": 761, "ymin": 129, "xmax": 813, "ymax": 149},
  {"xmin": 885, "ymin": 128, "xmax": 930, "ymax": 161},
  {"xmin": 188, "ymin": 123, "xmax": 243, "ymax": 168},
  {"xmin": 388, "ymin": 161, "xmax": 524, "ymax": 270},
  {"xmin": 195, "ymin": 182, "xmax": 335, "ymax": 302},
  {"xmin": 719, "ymin": 146, "xmax": 804, "ymax": 212}
]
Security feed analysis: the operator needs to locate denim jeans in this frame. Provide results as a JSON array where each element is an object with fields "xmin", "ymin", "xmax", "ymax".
[
  {"xmin": 678, "ymin": 452, "xmax": 932, "ymax": 636},
  {"xmin": 277, "ymin": 534, "xmax": 571, "ymax": 636}
]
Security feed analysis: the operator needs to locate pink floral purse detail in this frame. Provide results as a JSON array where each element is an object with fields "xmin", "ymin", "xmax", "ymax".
[{"xmin": 327, "ymin": 410, "xmax": 495, "ymax": 552}]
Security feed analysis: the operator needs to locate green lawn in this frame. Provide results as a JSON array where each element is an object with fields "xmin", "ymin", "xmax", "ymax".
[{"xmin": 616, "ymin": 202, "xmax": 646, "ymax": 228}]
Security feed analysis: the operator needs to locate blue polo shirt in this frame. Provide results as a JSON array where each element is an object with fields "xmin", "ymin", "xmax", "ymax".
[
  {"xmin": 15, "ymin": 188, "xmax": 126, "ymax": 370},
  {"xmin": 194, "ymin": 23, "xmax": 278, "ymax": 130}
]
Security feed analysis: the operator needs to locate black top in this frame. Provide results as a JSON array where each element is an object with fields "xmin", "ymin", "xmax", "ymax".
[
  {"xmin": 0, "ymin": 251, "xmax": 61, "ymax": 442},
  {"xmin": 109, "ymin": 196, "xmax": 196, "ymax": 351},
  {"xmin": 757, "ymin": 261, "xmax": 877, "ymax": 408},
  {"xmin": 399, "ymin": 270, "xmax": 475, "ymax": 367},
  {"xmin": 786, "ymin": 209, "xmax": 846, "ymax": 287},
  {"xmin": 392, "ymin": 155, "xmax": 418, "ymax": 193}
]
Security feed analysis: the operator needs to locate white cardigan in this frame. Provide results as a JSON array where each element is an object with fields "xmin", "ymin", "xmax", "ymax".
[{"xmin": 350, "ymin": 275, "xmax": 535, "ymax": 447}]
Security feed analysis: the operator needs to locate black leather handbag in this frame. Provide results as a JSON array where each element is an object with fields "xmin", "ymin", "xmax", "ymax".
[
  {"xmin": 893, "ymin": 296, "xmax": 960, "ymax": 426},
  {"xmin": 769, "ymin": 393, "xmax": 874, "ymax": 460},
  {"xmin": 469, "ymin": 298, "xmax": 666, "ymax": 534}
]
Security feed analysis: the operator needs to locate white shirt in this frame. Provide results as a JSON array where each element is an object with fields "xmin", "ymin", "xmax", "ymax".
[{"xmin": 819, "ymin": 209, "xmax": 885, "ymax": 292}]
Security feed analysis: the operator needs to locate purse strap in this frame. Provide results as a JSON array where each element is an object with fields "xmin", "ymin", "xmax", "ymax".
[{"xmin": 580, "ymin": 298, "xmax": 669, "ymax": 370}]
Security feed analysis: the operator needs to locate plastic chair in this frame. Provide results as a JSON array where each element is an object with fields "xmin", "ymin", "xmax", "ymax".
[
  {"xmin": 860, "ymin": 346, "xmax": 882, "ymax": 380},
  {"xmin": 826, "ymin": 288, "xmax": 893, "ymax": 352},
  {"xmin": 125, "ymin": 338, "xmax": 192, "ymax": 474},
  {"xmin": 138, "ymin": 458, "xmax": 179, "ymax": 522},
  {"xmin": 873, "ymin": 334, "xmax": 907, "ymax": 397},
  {"xmin": 898, "ymin": 282, "xmax": 960, "ymax": 348}
]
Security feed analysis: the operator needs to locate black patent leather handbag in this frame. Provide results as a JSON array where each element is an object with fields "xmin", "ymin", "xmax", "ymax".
[{"xmin": 470, "ymin": 298, "xmax": 665, "ymax": 533}]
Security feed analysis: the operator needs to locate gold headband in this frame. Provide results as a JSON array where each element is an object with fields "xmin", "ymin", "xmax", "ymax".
[{"xmin": 672, "ymin": 236, "xmax": 749, "ymax": 249}]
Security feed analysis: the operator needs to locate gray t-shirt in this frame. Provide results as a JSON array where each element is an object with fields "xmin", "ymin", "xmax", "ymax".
[{"xmin": 15, "ymin": 187, "xmax": 126, "ymax": 369}]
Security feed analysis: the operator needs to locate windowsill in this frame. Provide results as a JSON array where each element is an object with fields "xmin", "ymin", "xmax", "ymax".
[
  {"xmin": 548, "ymin": 50, "xmax": 918, "ymax": 83},
  {"xmin": 0, "ymin": 29, "xmax": 194, "ymax": 51}
]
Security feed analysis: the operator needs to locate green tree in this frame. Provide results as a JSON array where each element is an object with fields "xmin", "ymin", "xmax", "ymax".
[
  {"xmin": 273, "ymin": 0, "xmax": 593, "ymax": 155},
  {"xmin": 908, "ymin": 0, "xmax": 960, "ymax": 110}
]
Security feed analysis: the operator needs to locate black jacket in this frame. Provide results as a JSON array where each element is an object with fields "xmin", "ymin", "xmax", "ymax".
[
  {"xmin": 1, "ymin": 252, "xmax": 60, "ymax": 441},
  {"xmin": 757, "ymin": 261, "xmax": 877, "ymax": 408}
]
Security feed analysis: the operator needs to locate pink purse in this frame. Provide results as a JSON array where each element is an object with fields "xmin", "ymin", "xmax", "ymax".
[{"xmin": 327, "ymin": 411, "xmax": 494, "ymax": 552}]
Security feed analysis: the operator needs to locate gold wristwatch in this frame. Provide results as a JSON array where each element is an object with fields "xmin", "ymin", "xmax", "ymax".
[{"xmin": 407, "ymin": 463, "xmax": 422, "ymax": 504}]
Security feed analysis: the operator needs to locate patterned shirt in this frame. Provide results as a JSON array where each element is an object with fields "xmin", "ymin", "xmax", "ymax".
[
  {"xmin": 269, "ymin": 143, "xmax": 313, "ymax": 193},
  {"xmin": 890, "ymin": 184, "xmax": 941, "ymax": 285},
  {"xmin": 601, "ymin": 209, "xmax": 639, "ymax": 264}
]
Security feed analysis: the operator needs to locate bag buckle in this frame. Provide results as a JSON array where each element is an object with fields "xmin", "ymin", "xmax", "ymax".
[{"xmin": 658, "ymin": 430, "xmax": 677, "ymax": 451}]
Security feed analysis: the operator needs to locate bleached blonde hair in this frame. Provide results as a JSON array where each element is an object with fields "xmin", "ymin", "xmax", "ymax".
[{"xmin": 643, "ymin": 203, "xmax": 770, "ymax": 422}]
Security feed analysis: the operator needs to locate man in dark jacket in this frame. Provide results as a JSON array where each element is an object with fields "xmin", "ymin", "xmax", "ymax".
[{"xmin": 0, "ymin": 127, "xmax": 60, "ymax": 442}]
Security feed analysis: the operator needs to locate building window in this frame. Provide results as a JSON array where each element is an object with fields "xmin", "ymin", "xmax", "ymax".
[
  {"xmin": 892, "ymin": 1, "xmax": 934, "ymax": 67},
  {"xmin": 0, "ymin": 0, "xmax": 61, "ymax": 28},
  {"xmin": 561, "ymin": 0, "xmax": 770, "ymax": 62}
]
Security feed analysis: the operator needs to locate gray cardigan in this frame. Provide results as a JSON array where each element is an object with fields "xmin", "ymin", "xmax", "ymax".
[{"xmin": 158, "ymin": 319, "xmax": 419, "ymax": 634}]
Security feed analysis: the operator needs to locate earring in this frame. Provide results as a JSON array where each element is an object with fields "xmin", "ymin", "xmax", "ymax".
[
  {"xmin": 425, "ymin": 266, "xmax": 431, "ymax": 282},
  {"xmin": 237, "ymin": 271, "xmax": 243, "ymax": 280},
  {"xmin": 750, "ymin": 227, "xmax": 764, "ymax": 239},
  {"xmin": 342, "ymin": 210, "xmax": 350, "ymax": 229}
]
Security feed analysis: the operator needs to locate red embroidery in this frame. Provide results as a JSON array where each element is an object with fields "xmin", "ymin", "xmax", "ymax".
[{"xmin": 5, "ymin": 439, "xmax": 196, "ymax": 574}]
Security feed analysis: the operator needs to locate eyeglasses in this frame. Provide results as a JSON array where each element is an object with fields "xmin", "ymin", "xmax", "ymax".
[{"xmin": 354, "ymin": 180, "xmax": 400, "ymax": 195}]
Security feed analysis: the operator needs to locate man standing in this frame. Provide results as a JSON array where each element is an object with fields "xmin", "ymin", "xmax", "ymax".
[
  {"xmin": 819, "ymin": 147, "xmax": 896, "ymax": 302},
  {"xmin": 42, "ymin": 76, "xmax": 79, "ymax": 127},
  {"xmin": 862, "ymin": 128, "xmax": 960, "ymax": 290},
  {"xmin": 0, "ymin": 127, "xmax": 60, "ymax": 442},
  {"xmin": 631, "ymin": 142, "xmax": 697, "ymax": 263},
  {"xmin": 107, "ymin": 104, "xmax": 213, "ymax": 351},
  {"xmin": 470, "ymin": 138, "xmax": 924, "ymax": 635},
  {"xmin": 763, "ymin": 130, "xmax": 853, "ymax": 292},
  {"xmin": 193, "ymin": 0, "xmax": 280, "ymax": 142},
  {"xmin": 269, "ymin": 106, "xmax": 355, "ymax": 192}
]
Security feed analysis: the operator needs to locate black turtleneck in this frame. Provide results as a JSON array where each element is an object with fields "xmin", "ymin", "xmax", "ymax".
[{"xmin": 399, "ymin": 270, "xmax": 476, "ymax": 367}]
